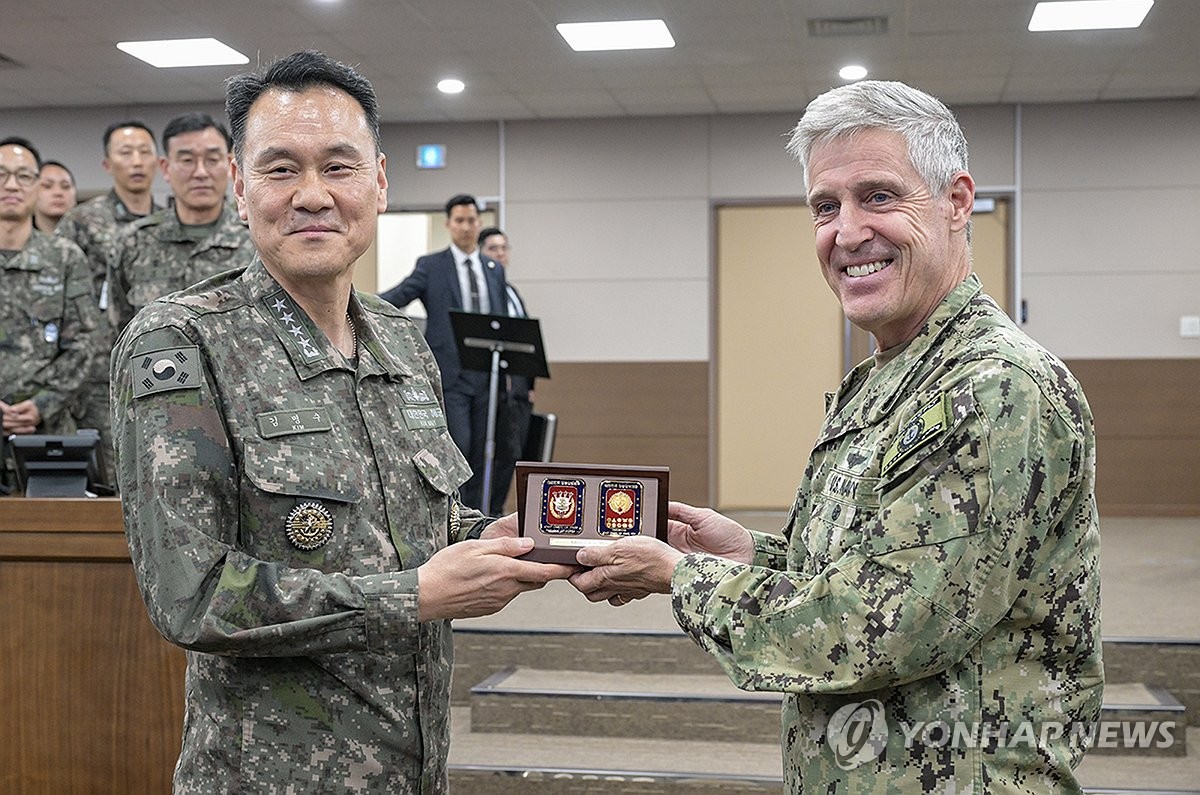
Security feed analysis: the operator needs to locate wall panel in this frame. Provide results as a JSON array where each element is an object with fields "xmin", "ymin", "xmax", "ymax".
[{"xmin": 1066, "ymin": 358, "xmax": 1200, "ymax": 516}]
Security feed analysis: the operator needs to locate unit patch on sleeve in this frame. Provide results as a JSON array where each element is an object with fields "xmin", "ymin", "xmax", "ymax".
[{"xmin": 132, "ymin": 346, "xmax": 202, "ymax": 398}]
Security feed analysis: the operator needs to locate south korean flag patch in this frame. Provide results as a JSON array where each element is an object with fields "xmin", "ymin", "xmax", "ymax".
[{"xmin": 132, "ymin": 346, "xmax": 202, "ymax": 398}]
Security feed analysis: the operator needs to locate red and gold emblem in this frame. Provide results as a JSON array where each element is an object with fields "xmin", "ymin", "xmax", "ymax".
[{"xmin": 540, "ymin": 478, "xmax": 584, "ymax": 534}]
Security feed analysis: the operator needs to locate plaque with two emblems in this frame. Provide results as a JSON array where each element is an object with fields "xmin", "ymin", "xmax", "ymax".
[{"xmin": 516, "ymin": 463, "xmax": 668, "ymax": 564}]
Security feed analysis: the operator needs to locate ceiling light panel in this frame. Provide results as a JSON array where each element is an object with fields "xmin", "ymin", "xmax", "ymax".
[
  {"xmin": 557, "ymin": 20, "xmax": 675, "ymax": 52},
  {"xmin": 117, "ymin": 38, "xmax": 249, "ymax": 68},
  {"xmin": 1028, "ymin": 1, "xmax": 1153, "ymax": 32}
]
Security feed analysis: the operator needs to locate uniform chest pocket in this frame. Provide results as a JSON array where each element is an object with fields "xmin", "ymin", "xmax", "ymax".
[
  {"xmin": 862, "ymin": 384, "xmax": 987, "ymax": 557},
  {"xmin": 798, "ymin": 461, "xmax": 881, "ymax": 571},
  {"xmin": 243, "ymin": 438, "xmax": 363, "ymax": 502},
  {"xmin": 241, "ymin": 439, "xmax": 363, "ymax": 561},
  {"xmin": 411, "ymin": 431, "xmax": 471, "ymax": 497}
]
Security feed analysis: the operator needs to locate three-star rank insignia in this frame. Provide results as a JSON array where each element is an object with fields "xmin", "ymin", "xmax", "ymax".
[{"xmin": 285, "ymin": 501, "xmax": 334, "ymax": 550}]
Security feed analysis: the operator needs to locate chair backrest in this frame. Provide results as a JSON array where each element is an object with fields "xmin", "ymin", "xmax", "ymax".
[{"xmin": 522, "ymin": 412, "xmax": 557, "ymax": 462}]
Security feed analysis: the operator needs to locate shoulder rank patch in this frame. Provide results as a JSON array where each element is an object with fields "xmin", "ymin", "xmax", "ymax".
[
  {"xmin": 881, "ymin": 393, "xmax": 948, "ymax": 476},
  {"xmin": 132, "ymin": 346, "xmax": 202, "ymax": 398}
]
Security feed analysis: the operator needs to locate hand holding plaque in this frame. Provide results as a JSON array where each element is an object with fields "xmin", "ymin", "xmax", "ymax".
[{"xmin": 515, "ymin": 462, "xmax": 669, "ymax": 564}]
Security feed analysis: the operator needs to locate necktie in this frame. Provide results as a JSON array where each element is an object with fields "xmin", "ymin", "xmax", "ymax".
[{"xmin": 465, "ymin": 259, "xmax": 481, "ymax": 312}]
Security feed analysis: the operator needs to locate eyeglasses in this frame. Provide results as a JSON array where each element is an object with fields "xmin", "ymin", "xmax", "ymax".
[{"xmin": 0, "ymin": 168, "xmax": 39, "ymax": 188}]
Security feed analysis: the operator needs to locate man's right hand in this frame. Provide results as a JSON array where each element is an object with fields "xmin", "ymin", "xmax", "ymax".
[
  {"xmin": 416, "ymin": 536, "xmax": 577, "ymax": 621},
  {"xmin": 666, "ymin": 501, "xmax": 756, "ymax": 564}
]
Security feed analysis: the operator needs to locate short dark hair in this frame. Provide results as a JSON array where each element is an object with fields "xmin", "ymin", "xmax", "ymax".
[
  {"xmin": 161, "ymin": 112, "xmax": 233, "ymax": 154},
  {"xmin": 478, "ymin": 226, "xmax": 505, "ymax": 246},
  {"xmin": 225, "ymin": 49, "xmax": 381, "ymax": 164},
  {"xmin": 40, "ymin": 160, "xmax": 75, "ymax": 183},
  {"xmin": 0, "ymin": 136, "xmax": 41, "ymax": 168},
  {"xmin": 102, "ymin": 120, "xmax": 155, "ymax": 155},
  {"xmin": 445, "ymin": 193, "xmax": 479, "ymax": 217}
]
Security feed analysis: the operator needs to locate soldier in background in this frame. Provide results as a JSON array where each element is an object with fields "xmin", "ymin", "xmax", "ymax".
[
  {"xmin": 34, "ymin": 160, "xmax": 77, "ymax": 233},
  {"xmin": 568, "ymin": 81, "xmax": 1102, "ymax": 791},
  {"xmin": 0, "ymin": 137, "xmax": 104, "ymax": 488},
  {"xmin": 57, "ymin": 120, "xmax": 160, "ymax": 301},
  {"xmin": 111, "ymin": 50, "xmax": 573, "ymax": 793},
  {"xmin": 57, "ymin": 120, "xmax": 160, "ymax": 485},
  {"xmin": 108, "ymin": 112, "xmax": 253, "ymax": 334}
]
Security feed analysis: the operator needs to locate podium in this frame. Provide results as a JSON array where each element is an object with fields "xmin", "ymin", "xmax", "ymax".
[
  {"xmin": 0, "ymin": 498, "xmax": 184, "ymax": 792},
  {"xmin": 450, "ymin": 311, "xmax": 549, "ymax": 511}
]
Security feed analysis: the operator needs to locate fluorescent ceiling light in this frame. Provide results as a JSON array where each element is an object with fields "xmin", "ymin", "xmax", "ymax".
[
  {"xmin": 1028, "ymin": 0, "xmax": 1153, "ymax": 31},
  {"xmin": 839, "ymin": 64, "xmax": 868, "ymax": 81},
  {"xmin": 437, "ymin": 78, "xmax": 465, "ymax": 94},
  {"xmin": 557, "ymin": 19, "xmax": 675, "ymax": 52},
  {"xmin": 117, "ymin": 38, "xmax": 249, "ymax": 68}
]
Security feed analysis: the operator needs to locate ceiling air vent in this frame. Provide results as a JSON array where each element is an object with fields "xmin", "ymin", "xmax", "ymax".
[{"xmin": 807, "ymin": 16, "xmax": 889, "ymax": 38}]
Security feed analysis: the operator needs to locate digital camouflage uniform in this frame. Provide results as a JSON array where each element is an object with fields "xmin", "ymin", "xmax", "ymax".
[
  {"xmin": 57, "ymin": 189, "xmax": 160, "ymax": 302},
  {"xmin": 58, "ymin": 189, "xmax": 160, "ymax": 484},
  {"xmin": 112, "ymin": 258, "xmax": 483, "ymax": 794},
  {"xmin": 0, "ymin": 230, "xmax": 104, "ymax": 436},
  {"xmin": 108, "ymin": 201, "xmax": 254, "ymax": 334},
  {"xmin": 673, "ymin": 274, "xmax": 1102, "ymax": 792}
]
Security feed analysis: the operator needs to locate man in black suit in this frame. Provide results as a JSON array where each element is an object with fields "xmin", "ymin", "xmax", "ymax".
[
  {"xmin": 380, "ymin": 194, "xmax": 506, "ymax": 511},
  {"xmin": 479, "ymin": 226, "xmax": 535, "ymax": 513}
]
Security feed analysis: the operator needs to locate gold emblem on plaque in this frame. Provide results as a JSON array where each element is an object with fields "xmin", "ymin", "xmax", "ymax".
[
  {"xmin": 285, "ymin": 501, "xmax": 334, "ymax": 550},
  {"xmin": 607, "ymin": 489, "xmax": 634, "ymax": 515}
]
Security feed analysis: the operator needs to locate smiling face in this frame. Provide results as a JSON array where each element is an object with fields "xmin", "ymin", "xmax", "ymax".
[
  {"xmin": 806, "ymin": 128, "xmax": 974, "ymax": 349},
  {"xmin": 233, "ymin": 85, "xmax": 388, "ymax": 285},
  {"xmin": 0, "ymin": 144, "xmax": 40, "ymax": 225}
]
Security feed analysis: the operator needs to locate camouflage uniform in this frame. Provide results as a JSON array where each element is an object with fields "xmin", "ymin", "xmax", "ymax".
[
  {"xmin": 108, "ymin": 201, "xmax": 254, "ymax": 334},
  {"xmin": 57, "ymin": 189, "xmax": 160, "ymax": 302},
  {"xmin": 57, "ymin": 189, "xmax": 160, "ymax": 484},
  {"xmin": 0, "ymin": 230, "xmax": 104, "ymax": 434},
  {"xmin": 111, "ymin": 258, "xmax": 482, "ymax": 794},
  {"xmin": 673, "ymin": 274, "xmax": 1102, "ymax": 792}
]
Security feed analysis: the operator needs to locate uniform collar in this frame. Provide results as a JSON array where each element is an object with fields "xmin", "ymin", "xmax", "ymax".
[
  {"xmin": 3, "ymin": 228, "xmax": 46, "ymax": 271},
  {"xmin": 108, "ymin": 189, "xmax": 159, "ymax": 223},
  {"xmin": 818, "ymin": 273, "xmax": 983, "ymax": 443},
  {"xmin": 153, "ymin": 201, "xmax": 245, "ymax": 247},
  {"xmin": 242, "ymin": 257, "xmax": 415, "ymax": 382}
]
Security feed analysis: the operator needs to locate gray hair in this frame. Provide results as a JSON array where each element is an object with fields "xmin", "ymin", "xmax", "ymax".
[{"xmin": 786, "ymin": 81, "xmax": 968, "ymax": 195}]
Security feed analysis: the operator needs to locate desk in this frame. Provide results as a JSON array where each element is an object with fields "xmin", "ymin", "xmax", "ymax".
[{"xmin": 0, "ymin": 498, "xmax": 184, "ymax": 794}]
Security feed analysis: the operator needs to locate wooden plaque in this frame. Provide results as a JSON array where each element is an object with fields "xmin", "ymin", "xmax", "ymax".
[{"xmin": 515, "ymin": 462, "xmax": 669, "ymax": 564}]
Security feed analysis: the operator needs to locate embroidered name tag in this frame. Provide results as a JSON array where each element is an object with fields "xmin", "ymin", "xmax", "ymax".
[
  {"xmin": 881, "ymin": 393, "xmax": 948, "ymax": 476},
  {"xmin": 401, "ymin": 405, "xmax": 447, "ymax": 430},
  {"xmin": 257, "ymin": 407, "xmax": 334, "ymax": 438},
  {"xmin": 132, "ymin": 346, "xmax": 202, "ymax": 398}
]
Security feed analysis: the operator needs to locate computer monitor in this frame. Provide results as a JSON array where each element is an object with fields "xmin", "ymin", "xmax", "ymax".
[{"xmin": 7, "ymin": 430, "xmax": 103, "ymax": 497}]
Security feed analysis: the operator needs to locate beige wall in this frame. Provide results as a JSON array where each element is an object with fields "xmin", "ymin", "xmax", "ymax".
[
  {"xmin": 1020, "ymin": 101, "xmax": 1200, "ymax": 359},
  {"xmin": 12, "ymin": 95, "xmax": 1197, "ymax": 512},
  {"xmin": 22, "ymin": 97, "xmax": 1199, "ymax": 364}
]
